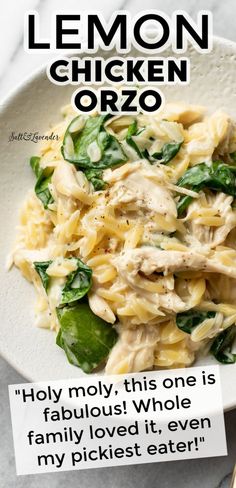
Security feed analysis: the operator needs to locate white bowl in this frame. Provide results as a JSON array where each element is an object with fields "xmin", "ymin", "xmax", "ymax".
[{"xmin": 1, "ymin": 37, "xmax": 236, "ymax": 409}]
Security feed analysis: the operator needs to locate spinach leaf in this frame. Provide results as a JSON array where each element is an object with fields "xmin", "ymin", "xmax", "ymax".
[
  {"xmin": 34, "ymin": 261, "xmax": 52, "ymax": 291},
  {"xmin": 61, "ymin": 259, "xmax": 92, "ymax": 305},
  {"xmin": 30, "ymin": 156, "xmax": 41, "ymax": 176},
  {"xmin": 62, "ymin": 115, "xmax": 127, "ymax": 170},
  {"xmin": 152, "ymin": 141, "xmax": 183, "ymax": 164},
  {"xmin": 56, "ymin": 303, "xmax": 118, "ymax": 373},
  {"xmin": 176, "ymin": 310, "xmax": 216, "ymax": 334},
  {"xmin": 30, "ymin": 156, "xmax": 54, "ymax": 209},
  {"xmin": 125, "ymin": 122, "xmax": 183, "ymax": 165},
  {"xmin": 209, "ymin": 161, "xmax": 236, "ymax": 193},
  {"xmin": 126, "ymin": 120, "xmax": 142, "ymax": 158},
  {"xmin": 35, "ymin": 173, "xmax": 54, "ymax": 209},
  {"xmin": 84, "ymin": 168, "xmax": 107, "ymax": 191},
  {"xmin": 177, "ymin": 161, "xmax": 236, "ymax": 216},
  {"xmin": 34, "ymin": 258, "xmax": 92, "ymax": 304},
  {"xmin": 177, "ymin": 162, "xmax": 211, "ymax": 189},
  {"xmin": 210, "ymin": 325, "xmax": 236, "ymax": 364},
  {"xmin": 142, "ymin": 148, "xmax": 152, "ymax": 161},
  {"xmin": 176, "ymin": 195, "xmax": 193, "ymax": 217}
]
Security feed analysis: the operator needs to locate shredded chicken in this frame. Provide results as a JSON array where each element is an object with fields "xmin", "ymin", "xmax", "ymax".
[
  {"xmin": 113, "ymin": 247, "xmax": 236, "ymax": 279},
  {"xmin": 158, "ymin": 292, "xmax": 186, "ymax": 312},
  {"xmin": 106, "ymin": 161, "xmax": 177, "ymax": 218},
  {"xmin": 52, "ymin": 160, "xmax": 93, "ymax": 205},
  {"xmin": 105, "ymin": 324, "xmax": 160, "ymax": 374}
]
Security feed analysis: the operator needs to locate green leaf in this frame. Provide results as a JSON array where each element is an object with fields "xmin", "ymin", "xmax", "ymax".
[
  {"xmin": 176, "ymin": 310, "xmax": 216, "ymax": 334},
  {"xmin": 84, "ymin": 168, "xmax": 107, "ymax": 191},
  {"xmin": 61, "ymin": 259, "xmax": 92, "ymax": 305},
  {"xmin": 35, "ymin": 173, "xmax": 54, "ymax": 209},
  {"xmin": 62, "ymin": 115, "xmax": 127, "ymax": 170},
  {"xmin": 56, "ymin": 303, "xmax": 118, "ymax": 373},
  {"xmin": 209, "ymin": 161, "xmax": 236, "ymax": 194},
  {"xmin": 125, "ymin": 123, "xmax": 182, "ymax": 164},
  {"xmin": 177, "ymin": 163, "xmax": 211, "ymax": 189},
  {"xmin": 34, "ymin": 258, "xmax": 92, "ymax": 304},
  {"xmin": 30, "ymin": 156, "xmax": 54, "ymax": 209},
  {"xmin": 176, "ymin": 195, "xmax": 193, "ymax": 216},
  {"xmin": 126, "ymin": 120, "xmax": 142, "ymax": 158},
  {"xmin": 210, "ymin": 325, "xmax": 236, "ymax": 364},
  {"xmin": 34, "ymin": 261, "xmax": 52, "ymax": 291},
  {"xmin": 152, "ymin": 141, "xmax": 183, "ymax": 164},
  {"xmin": 30, "ymin": 156, "xmax": 41, "ymax": 177},
  {"xmin": 176, "ymin": 161, "xmax": 236, "ymax": 216},
  {"xmin": 142, "ymin": 148, "xmax": 153, "ymax": 161}
]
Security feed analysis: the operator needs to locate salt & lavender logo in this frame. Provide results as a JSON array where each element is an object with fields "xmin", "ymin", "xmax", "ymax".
[{"xmin": 8, "ymin": 131, "xmax": 59, "ymax": 143}]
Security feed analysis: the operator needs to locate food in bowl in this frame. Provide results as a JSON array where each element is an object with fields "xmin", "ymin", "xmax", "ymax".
[{"xmin": 11, "ymin": 102, "xmax": 236, "ymax": 373}]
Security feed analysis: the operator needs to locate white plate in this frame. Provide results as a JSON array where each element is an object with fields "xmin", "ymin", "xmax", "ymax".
[{"xmin": 1, "ymin": 37, "xmax": 236, "ymax": 409}]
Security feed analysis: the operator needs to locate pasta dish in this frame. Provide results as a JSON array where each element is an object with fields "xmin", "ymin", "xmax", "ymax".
[{"xmin": 11, "ymin": 102, "xmax": 236, "ymax": 373}]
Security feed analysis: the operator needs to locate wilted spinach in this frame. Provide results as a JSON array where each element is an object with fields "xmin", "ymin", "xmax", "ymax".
[
  {"xmin": 56, "ymin": 303, "xmax": 118, "ymax": 373},
  {"xmin": 61, "ymin": 115, "xmax": 128, "ymax": 191},
  {"xmin": 176, "ymin": 161, "xmax": 236, "ymax": 216},
  {"xmin": 30, "ymin": 156, "xmax": 54, "ymax": 209},
  {"xmin": 152, "ymin": 141, "xmax": 183, "ymax": 164},
  {"xmin": 210, "ymin": 325, "xmax": 236, "ymax": 364},
  {"xmin": 126, "ymin": 120, "xmax": 143, "ymax": 158},
  {"xmin": 34, "ymin": 258, "xmax": 92, "ymax": 305},
  {"xmin": 84, "ymin": 168, "xmax": 106, "ymax": 191},
  {"xmin": 62, "ymin": 114, "xmax": 127, "ymax": 170},
  {"xmin": 34, "ymin": 261, "xmax": 52, "ymax": 292},
  {"xmin": 176, "ymin": 310, "xmax": 216, "ymax": 334},
  {"xmin": 61, "ymin": 259, "xmax": 92, "ymax": 305},
  {"xmin": 125, "ymin": 120, "xmax": 183, "ymax": 164}
]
